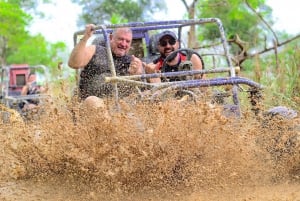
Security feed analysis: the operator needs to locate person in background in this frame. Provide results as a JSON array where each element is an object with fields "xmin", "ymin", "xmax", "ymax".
[
  {"xmin": 20, "ymin": 73, "xmax": 46, "ymax": 111},
  {"xmin": 68, "ymin": 24, "xmax": 143, "ymax": 110},
  {"xmin": 144, "ymin": 30, "xmax": 204, "ymax": 83}
]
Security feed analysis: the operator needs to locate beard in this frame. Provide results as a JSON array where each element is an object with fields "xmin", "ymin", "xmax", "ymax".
[{"xmin": 162, "ymin": 48, "xmax": 177, "ymax": 62}]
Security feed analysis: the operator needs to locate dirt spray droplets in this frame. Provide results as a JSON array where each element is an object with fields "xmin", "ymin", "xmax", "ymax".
[{"xmin": 0, "ymin": 98, "xmax": 299, "ymax": 200}]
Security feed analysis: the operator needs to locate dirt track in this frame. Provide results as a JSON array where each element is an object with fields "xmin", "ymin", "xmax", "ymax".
[
  {"xmin": 0, "ymin": 99, "xmax": 299, "ymax": 200},
  {"xmin": 0, "ymin": 179, "xmax": 299, "ymax": 200}
]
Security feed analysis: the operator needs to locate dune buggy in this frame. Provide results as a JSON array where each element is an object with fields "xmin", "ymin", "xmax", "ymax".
[
  {"xmin": 72, "ymin": 18, "xmax": 264, "ymax": 116},
  {"xmin": 0, "ymin": 64, "xmax": 49, "ymax": 122}
]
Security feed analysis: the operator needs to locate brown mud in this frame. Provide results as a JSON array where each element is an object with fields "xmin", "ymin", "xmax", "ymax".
[{"xmin": 0, "ymin": 98, "xmax": 299, "ymax": 200}]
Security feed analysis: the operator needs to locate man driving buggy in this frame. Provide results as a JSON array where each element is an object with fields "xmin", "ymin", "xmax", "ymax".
[
  {"xmin": 68, "ymin": 24, "xmax": 143, "ymax": 110},
  {"xmin": 144, "ymin": 30, "xmax": 205, "ymax": 83}
]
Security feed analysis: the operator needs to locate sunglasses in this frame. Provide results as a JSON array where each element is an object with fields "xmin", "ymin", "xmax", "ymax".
[{"xmin": 159, "ymin": 39, "xmax": 176, "ymax": 47}]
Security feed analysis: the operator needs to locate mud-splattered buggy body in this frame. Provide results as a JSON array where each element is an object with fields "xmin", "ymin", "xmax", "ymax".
[{"xmin": 72, "ymin": 18, "xmax": 264, "ymax": 115}]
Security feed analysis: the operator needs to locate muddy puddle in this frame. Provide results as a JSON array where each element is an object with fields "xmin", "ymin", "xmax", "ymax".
[{"xmin": 0, "ymin": 96, "xmax": 299, "ymax": 200}]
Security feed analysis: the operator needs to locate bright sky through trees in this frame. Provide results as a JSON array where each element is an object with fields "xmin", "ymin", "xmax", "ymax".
[{"xmin": 29, "ymin": 0, "xmax": 300, "ymax": 49}]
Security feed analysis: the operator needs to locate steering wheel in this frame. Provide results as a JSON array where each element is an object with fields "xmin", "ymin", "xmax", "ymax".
[
  {"xmin": 162, "ymin": 48, "xmax": 204, "ymax": 73},
  {"xmin": 157, "ymin": 48, "xmax": 205, "ymax": 101}
]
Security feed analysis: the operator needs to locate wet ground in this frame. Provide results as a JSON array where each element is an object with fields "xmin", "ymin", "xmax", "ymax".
[{"xmin": 0, "ymin": 97, "xmax": 299, "ymax": 200}]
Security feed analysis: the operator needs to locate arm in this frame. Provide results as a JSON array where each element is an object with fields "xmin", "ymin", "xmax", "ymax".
[
  {"xmin": 38, "ymin": 84, "xmax": 48, "ymax": 93},
  {"xmin": 191, "ymin": 54, "xmax": 205, "ymax": 79},
  {"xmin": 21, "ymin": 85, "xmax": 29, "ymax": 95},
  {"xmin": 68, "ymin": 24, "xmax": 96, "ymax": 69},
  {"xmin": 144, "ymin": 62, "xmax": 161, "ymax": 83}
]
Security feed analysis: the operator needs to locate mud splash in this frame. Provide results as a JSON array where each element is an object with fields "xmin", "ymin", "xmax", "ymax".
[{"xmin": 0, "ymin": 97, "xmax": 299, "ymax": 200}]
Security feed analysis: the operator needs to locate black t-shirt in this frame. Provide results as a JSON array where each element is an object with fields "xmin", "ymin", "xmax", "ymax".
[{"xmin": 79, "ymin": 44, "xmax": 133, "ymax": 99}]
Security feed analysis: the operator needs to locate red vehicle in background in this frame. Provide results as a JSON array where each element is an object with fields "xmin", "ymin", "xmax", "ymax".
[
  {"xmin": 0, "ymin": 64, "xmax": 48, "ymax": 120},
  {"xmin": 6, "ymin": 64, "xmax": 31, "ymax": 96}
]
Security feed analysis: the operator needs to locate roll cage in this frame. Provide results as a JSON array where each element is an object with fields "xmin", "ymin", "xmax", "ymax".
[{"xmin": 72, "ymin": 18, "xmax": 263, "ymax": 113}]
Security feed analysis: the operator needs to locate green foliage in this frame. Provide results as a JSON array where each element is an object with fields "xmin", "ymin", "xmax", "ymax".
[
  {"xmin": 71, "ymin": 0, "xmax": 166, "ymax": 25},
  {"xmin": 196, "ymin": 0, "xmax": 270, "ymax": 46},
  {"xmin": 193, "ymin": 0, "xmax": 299, "ymax": 108},
  {"xmin": 0, "ymin": 2, "xmax": 32, "ymax": 64},
  {"xmin": 1, "ymin": 0, "xmax": 52, "ymax": 16},
  {"xmin": 110, "ymin": 13, "xmax": 129, "ymax": 24},
  {"xmin": 263, "ymin": 42, "xmax": 299, "ymax": 108},
  {"xmin": 6, "ymin": 34, "xmax": 66, "ymax": 68},
  {"xmin": 242, "ymin": 40, "xmax": 300, "ymax": 109},
  {"xmin": 0, "ymin": 1, "xmax": 66, "ymax": 72}
]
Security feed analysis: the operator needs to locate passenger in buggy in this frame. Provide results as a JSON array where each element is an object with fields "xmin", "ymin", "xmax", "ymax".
[
  {"xmin": 144, "ymin": 30, "xmax": 205, "ymax": 83},
  {"xmin": 19, "ymin": 73, "xmax": 46, "ymax": 111}
]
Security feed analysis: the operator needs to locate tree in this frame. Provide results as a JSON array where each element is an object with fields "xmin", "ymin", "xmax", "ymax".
[
  {"xmin": 178, "ymin": 0, "xmax": 265, "ymax": 50},
  {"xmin": 178, "ymin": 0, "xmax": 299, "ymax": 67},
  {"xmin": 0, "ymin": 1, "xmax": 66, "ymax": 70},
  {"xmin": 71, "ymin": 0, "xmax": 166, "ymax": 25},
  {"xmin": 6, "ymin": 34, "xmax": 66, "ymax": 68},
  {"xmin": 0, "ymin": 1, "xmax": 31, "ymax": 65}
]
